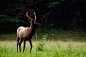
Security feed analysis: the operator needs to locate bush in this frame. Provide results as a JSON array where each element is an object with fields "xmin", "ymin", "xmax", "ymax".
[{"xmin": 36, "ymin": 34, "xmax": 48, "ymax": 51}]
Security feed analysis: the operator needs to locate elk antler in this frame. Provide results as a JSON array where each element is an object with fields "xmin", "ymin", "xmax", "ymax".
[
  {"xmin": 34, "ymin": 12, "xmax": 36, "ymax": 20},
  {"xmin": 26, "ymin": 12, "xmax": 33, "ymax": 20}
]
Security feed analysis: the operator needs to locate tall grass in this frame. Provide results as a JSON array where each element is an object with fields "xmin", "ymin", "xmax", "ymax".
[
  {"xmin": 0, "ymin": 28, "xmax": 86, "ymax": 57},
  {"xmin": 0, "ymin": 41, "xmax": 86, "ymax": 57}
]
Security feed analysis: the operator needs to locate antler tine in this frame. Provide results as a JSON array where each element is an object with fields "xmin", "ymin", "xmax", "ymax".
[
  {"xmin": 26, "ymin": 12, "xmax": 33, "ymax": 20},
  {"xmin": 34, "ymin": 12, "xmax": 36, "ymax": 20}
]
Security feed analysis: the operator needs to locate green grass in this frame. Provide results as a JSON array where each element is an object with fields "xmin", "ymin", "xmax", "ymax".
[
  {"xmin": 0, "ymin": 41, "xmax": 86, "ymax": 57},
  {"xmin": 0, "ymin": 28, "xmax": 86, "ymax": 41},
  {"xmin": 0, "ymin": 28, "xmax": 86, "ymax": 57}
]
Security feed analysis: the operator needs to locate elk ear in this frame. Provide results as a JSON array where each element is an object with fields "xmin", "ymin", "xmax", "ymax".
[
  {"xmin": 28, "ymin": 19, "xmax": 33, "ymax": 23},
  {"xmin": 28, "ymin": 19, "xmax": 31, "ymax": 23}
]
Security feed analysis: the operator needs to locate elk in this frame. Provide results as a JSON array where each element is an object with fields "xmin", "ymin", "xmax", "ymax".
[{"xmin": 17, "ymin": 12, "xmax": 41, "ymax": 52}]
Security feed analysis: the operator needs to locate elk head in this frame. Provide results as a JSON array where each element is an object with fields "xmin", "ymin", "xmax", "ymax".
[{"xmin": 26, "ymin": 12, "xmax": 41, "ymax": 27}]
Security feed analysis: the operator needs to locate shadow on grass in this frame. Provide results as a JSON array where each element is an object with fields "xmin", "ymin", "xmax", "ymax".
[{"xmin": 0, "ymin": 28, "xmax": 86, "ymax": 42}]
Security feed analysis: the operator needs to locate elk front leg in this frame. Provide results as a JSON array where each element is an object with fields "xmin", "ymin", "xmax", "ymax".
[
  {"xmin": 19, "ymin": 39, "xmax": 23, "ymax": 52},
  {"xmin": 29, "ymin": 39, "xmax": 32, "ymax": 52},
  {"xmin": 23, "ymin": 40, "xmax": 26, "ymax": 52}
]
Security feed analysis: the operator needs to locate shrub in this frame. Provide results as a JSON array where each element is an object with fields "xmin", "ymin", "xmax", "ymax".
[{"xmin": 36, "ymin": 34, "xmax": 48, "ymax": 51}]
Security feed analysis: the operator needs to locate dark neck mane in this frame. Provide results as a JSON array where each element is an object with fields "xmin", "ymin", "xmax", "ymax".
[{"xmin": 30, "ymin": 24, "xmax": 36, "ymax": 36}]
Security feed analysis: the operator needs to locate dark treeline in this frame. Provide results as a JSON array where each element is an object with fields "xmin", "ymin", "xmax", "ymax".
[{"xmin": 0, "ymin": 0, "xmax": 86, "ymax": 33}]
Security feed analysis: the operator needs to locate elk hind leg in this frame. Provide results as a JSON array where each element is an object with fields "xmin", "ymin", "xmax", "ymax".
[
  {"xmin": 17, "ymin": 37, "xmax": 19, "ymax": 52},
  {"xmin": 19, "ymin": 39, "xmax": 23, "ymax": 52},
  {"xmin": 23, "ymin": 39, "xmax": 26, "ymax": 52}
]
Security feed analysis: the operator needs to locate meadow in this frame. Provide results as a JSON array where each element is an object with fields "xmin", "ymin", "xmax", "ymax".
[{"xmin": 0, "ymin": 28, "xmax": 86, "ymax": 57}]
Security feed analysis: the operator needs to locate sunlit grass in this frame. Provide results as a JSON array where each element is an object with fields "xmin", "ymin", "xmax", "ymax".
[
  {"xmin": 0, "ymin": 28, "xmax": 86, "ymax": 57},
  {"xmin": 0, "ymin": 41, "xmax": 86, "ymax": 57}
]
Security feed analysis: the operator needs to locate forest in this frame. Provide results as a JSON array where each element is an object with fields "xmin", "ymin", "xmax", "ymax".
[
  {"xmin": 0, "ymin": 0, "xmax": 86, "ymax": 33},
  {"xmin": 1, "ymin": 0, "xmax": 86, "ymax": 57}
]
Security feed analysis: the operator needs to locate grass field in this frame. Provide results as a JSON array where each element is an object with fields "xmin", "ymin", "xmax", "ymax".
[
  {"xmin": 0, "ymin": 41, "xmax": 86, "ymax": 57},
  {"xmin": 0, "ymin": 28, "xmax": 86, "ymax": 41},
  {"xmin": 0, "ymin": 28, "xmax": 86, "ymax": 57}
]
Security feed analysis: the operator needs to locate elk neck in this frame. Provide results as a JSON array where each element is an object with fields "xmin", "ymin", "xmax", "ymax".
[{"xmin": 30, "ymin": 24, "xmax": 36, "ymax": 35}]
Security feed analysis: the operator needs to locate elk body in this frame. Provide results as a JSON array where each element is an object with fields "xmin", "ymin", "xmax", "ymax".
[{"xmin": 17, "ymin": 12, "xmax": 41, "ymax": 52}]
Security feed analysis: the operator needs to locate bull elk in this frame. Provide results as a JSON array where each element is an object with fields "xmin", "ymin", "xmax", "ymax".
[{"xmin": 17, "ymin": 12, "xmax": 41, "ymax": 52}]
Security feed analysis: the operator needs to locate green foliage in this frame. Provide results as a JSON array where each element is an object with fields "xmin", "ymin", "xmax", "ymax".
[
  {"xmin": 57, "ymin": 43, "xmax": 61, "ymax": 49},
  {"xmin": 72, "ymin": 0, "xmax": 76, "ymax": 3},
  {"xmin": 36, "ymin": 34, "xmax": 48, "ymax": 51},
  {"xmin": 0, "ymin": 15, "xmax": 24, "ymax": 23},
  {"xmin": 48, "ymin": 2, "xmax": 60, "ymax": 8},
  {"xmin": 61, "ymin": 0, "xmax": 64, "ymax": 1},
  {"xmin": 4, "ymin": 8, "xmax": 16, "ymax": 13},
  {"xmin": 0, "ymin": 15, "xmax": 25, "ymax": 33},
  {"xmin": 0, "ymin": 0, "xmax": 86, "ymax": 30},
  {"xmin": 19, "ymin": 6, "xmax": 25, "ymax": 10},
  {"xmin": 67, "ymin": 43, "xmax": 72, "ymax": 54}
]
